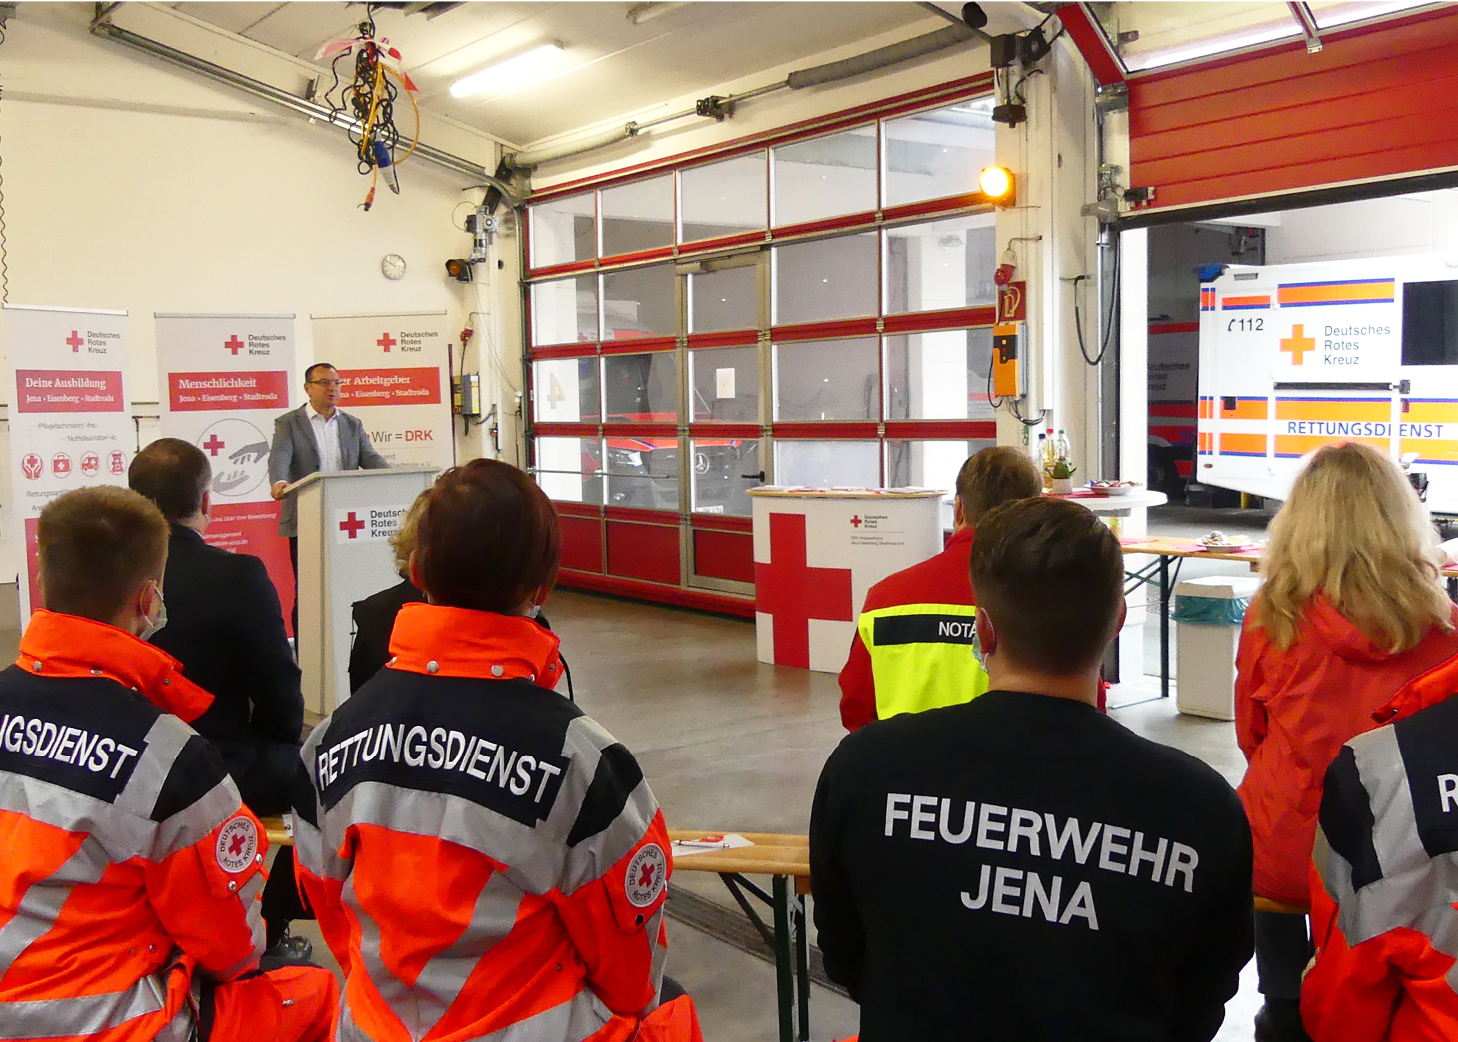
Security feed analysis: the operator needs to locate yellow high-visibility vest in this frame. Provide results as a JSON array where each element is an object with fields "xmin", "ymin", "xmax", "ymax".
[{"xmin": 859, "ymin": 602, "xmax": 989, "ymax": 721}]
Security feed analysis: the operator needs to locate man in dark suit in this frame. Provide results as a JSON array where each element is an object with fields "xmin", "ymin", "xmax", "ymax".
[
  {"xmin": 130, "ymin": 437, "xmax": 312, "ymax": 959},
  {"xmin": 268, "ymin": 362, "xmax": 389, "ymax": 578}
]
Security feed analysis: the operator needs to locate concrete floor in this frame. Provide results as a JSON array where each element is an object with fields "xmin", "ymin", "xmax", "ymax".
[{"xmin": 538, "ymin": 575, "xmax": 1267, "ymax": 1042}]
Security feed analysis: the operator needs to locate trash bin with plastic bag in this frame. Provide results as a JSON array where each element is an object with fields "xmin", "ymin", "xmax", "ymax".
[{"xmin": 1173, "ymin": 575, "xmax": 1259, "ymax": 720}]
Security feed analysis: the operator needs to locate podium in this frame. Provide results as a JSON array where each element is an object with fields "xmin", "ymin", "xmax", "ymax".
[
  {"xmin": 290, "ymin": 467, "xmax": 438, "ymax": 714},
  {"xmin": 748, "ymin": 487, "xmax": 944, "ymax": 673}
]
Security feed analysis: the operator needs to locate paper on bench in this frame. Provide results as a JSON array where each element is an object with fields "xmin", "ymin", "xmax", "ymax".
[{"xmin": 670, "ymin": 833, "xmax": 754, "ymax": 857}]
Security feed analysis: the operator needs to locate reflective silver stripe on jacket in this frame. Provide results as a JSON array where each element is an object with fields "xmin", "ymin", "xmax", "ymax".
[
  {"xmin": 1315, "ymin": 724, "xmax": 1458, "ymax": 994},
  {"xmin": 0, "ymin": 972, "xmax": 183, "ymax": 1040},
  {"xmin": 0, "ymin": 835, "xmax": 110, "ymax": 970},
  {"xmin": 0, "ymin": 715, "xmax": 241, "ymax": 865},
  {"xmin": 303, "ymin": 715, "xmax": 660, "ymax": 899},
  {"xmin": 335, "ymin": 982, "xmax": 615, "ymax": 1042},
  {"xmin": 345, "ymin": 867, "xmax": 527, "ymax": 1038}
]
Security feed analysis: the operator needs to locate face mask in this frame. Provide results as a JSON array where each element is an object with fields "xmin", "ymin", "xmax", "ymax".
[
  {"xmin": 528, "ymin": 603, "xmax": 542, "ymax": 620},
  {"xmin": 140, "ymin": 585, "xmax": 168, "ymax": 641}
]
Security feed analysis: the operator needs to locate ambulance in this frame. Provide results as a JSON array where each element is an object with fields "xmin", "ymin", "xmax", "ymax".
[{"xmin": 1196, "ymin": 255, "xmax": 1458, "ymax": 515}]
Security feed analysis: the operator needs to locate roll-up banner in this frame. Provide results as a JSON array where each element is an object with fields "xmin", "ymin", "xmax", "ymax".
[
  {"xmin": 309, "ymin": 310, "xmax": 454, "ymax": 470},
  {"xmin": 3, "ymin": 305, "xmax": 132, "ymax": 619},
  {"xmin": 155, "ymin": 313, "xmax": 298, "ymax": 628}
]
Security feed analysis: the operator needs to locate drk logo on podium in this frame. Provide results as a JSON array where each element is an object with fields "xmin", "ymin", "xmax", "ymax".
[{"xmin": 335, "ymin": 504, "xmax": 413, "ymax": 544}]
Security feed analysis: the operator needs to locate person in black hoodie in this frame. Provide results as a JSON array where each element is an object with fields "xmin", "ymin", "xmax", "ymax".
[
  {"xmin": 129, "ymin": 437, "xmax": 311, "ymax": 960},
  {"xmin": 348, "ymin": 490, "xmax": 428, "ymax": 693},
  {"xmin": 810, "ymin": 497, "xmax": 1254, "ymax": 1042}
]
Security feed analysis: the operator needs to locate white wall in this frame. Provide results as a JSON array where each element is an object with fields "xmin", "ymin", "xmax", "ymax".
[
  {"xmin": 1265, "ymin": 194, "xmax": 1450, "ymax": 264},
  {"xmin": 0, "ymin": 3, "xmax": 532, "ymax": 583},
  {"xmin": 0, "ymin": 4, "xmax": 508, "ymax": 476}
]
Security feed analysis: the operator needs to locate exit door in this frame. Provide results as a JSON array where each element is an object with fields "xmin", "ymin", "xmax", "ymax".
[{"xmin": 679, "ymin": 251, "xmax": 768, "ymax": 594}]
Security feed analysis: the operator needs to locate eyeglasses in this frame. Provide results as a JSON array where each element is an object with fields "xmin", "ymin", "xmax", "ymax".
[{"xmin": 308, "ymin": 379, "xmax": 343, "ymax": 389}]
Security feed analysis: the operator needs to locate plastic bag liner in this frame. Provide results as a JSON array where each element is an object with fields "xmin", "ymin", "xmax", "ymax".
[{"xmin": 1173, "ymin": 594, "xmax": 1251, "ymax": 626}]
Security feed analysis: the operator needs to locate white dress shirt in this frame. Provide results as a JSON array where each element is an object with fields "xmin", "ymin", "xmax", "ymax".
[{"xmin": 306, "ymin": 403, "xmax": 342, "ymax": 473}]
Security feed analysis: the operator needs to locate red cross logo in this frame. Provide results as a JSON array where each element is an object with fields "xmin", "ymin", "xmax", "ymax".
[
  {"xmin": 637, "ymin": 863, "xmax": 656, "ymax": 888},
  {"xmin": 228, "ymin": 833, "xmax": 248, "ymax": 857},
  {"xmin": 850, "ymin": 516, "xmax": 863, "ymax": 528},
  {"xmin": 224, "ymin": 335, "xmax": 244, "ymax": 355},
  {"xmin": 339, "ymin": 512, "xmax": 366, "ymax": 539},
  {"xmin": 1280, "ymin": 324, "xmax": 1316, "ymax": 365},
  {"xmin": 754, "ymin": 512, "xmax": 853, "ymax": 670},
  {"xmin": 202, "ymin": 435, "xmax": 226, "ymax": 456},
  {"xmin": 65, "ymin": 331, "xmax": 84, "ymax": 353},
  {"xmin": 377, "ymin": 333, "xmax": 397, "ymax": 352}
]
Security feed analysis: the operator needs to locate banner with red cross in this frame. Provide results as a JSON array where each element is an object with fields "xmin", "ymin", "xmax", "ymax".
[
  {"xmin": 309, "ymin": 310, "xmax": 453, "ymax": 471},
  {"xmin": 3, "ymin": 304, "xmax": 133, "ymax": 619},
  {"xmin": 155, "ymin": 313, "xmax": 297, "ymax": 632},
  {"xmin": 749, "ymin": 489, "xmax": 944, "ymax": 672}
]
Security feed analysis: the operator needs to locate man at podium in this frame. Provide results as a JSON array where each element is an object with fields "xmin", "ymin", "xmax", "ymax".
[{"xmin": 268, "ymin": 362, "xmax": 388, "ymax": 584}]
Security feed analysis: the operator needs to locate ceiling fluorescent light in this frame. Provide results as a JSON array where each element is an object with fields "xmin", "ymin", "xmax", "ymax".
[{"xmin": 451, "ymin": 42, "xmax": 565, "ymax": 98}]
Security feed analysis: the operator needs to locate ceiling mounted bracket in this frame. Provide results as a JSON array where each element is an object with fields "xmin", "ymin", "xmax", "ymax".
[
  {"xmin": 695, "ymin": 96, "xmax": 735, "ymax": 122},
  {"xmin": 1289, "ymin": 2, "xmax": 1324, "ymax": 53}
]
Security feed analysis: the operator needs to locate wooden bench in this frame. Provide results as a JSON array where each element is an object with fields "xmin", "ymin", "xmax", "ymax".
[
  {"xmin": 260, "ymin": 815, "xmax": 292, "ymax": 849},
  {"xmin": 1254, "ymin": 895, "xmax": 1309, "ymax": 916},
  {"xmin": 668, "ymin": 831, "xmax": 811, "ymax": 1042}
]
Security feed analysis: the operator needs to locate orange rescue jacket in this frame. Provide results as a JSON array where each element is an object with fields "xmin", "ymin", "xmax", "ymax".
[
  {"xmin": 0, "ymin": 610, "xmax": 266, "ymax": 1042},
  {"xmin": 1304, "ymin": 652, "xmax": 1458, "ymax": 1042},
  {"xmin": 1235, "ymin": 598, "xmax": 1458, "ymax": 905},
  {"xmin": 295, "ymin": 603, "xmax": 699, "ymax": 1042}
]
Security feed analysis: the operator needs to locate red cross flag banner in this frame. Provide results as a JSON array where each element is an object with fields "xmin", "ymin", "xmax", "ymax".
[
  {"xmin": 308, "ymin": 310, "xmax": 453, "ymax": 470},
  {"xmin": 747, "ymin": 487, "xmax": 945, "ymax": 672},
  {"xmin": 155, "ymin": 313, "xmax": 297, "ymax": 626},
  {"xmin": 2, "ymin": 304, "xmax": 133, "ymax": 619}
]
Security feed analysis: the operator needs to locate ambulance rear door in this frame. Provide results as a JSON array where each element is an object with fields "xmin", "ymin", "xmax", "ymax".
[
  {"xmin": 1268, "ymin": 262, "xmax": 1402, "ymax": 501},
  {"xmin": 1198, "ymin": 270, "xmax": 1280, "ymax": 499},
  {"xmin": 1395, "ymin": 266, "xmax": 1458, "ymax": 517}
]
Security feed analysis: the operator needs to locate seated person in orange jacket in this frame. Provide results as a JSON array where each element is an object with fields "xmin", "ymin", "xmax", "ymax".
[
  {"xmin": 294, "ymin": 459, "xmax": 702, "ymax": 1042},
  {"xmin": 0, "ymin": 486, "xmax": 337, "ymax": 1042},
  {"xmin": 838, "ymin": 446, "xmax": 1103, "ymax": 730},
  {"xmin": 1303, "ymin": 653, "xmax": 1458, "ymax": 1042}
]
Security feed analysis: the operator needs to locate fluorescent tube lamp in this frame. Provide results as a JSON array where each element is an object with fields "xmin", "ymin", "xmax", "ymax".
[{"xmin": 451, "ymin": 42, "xmax": 564, "ymax": 98}]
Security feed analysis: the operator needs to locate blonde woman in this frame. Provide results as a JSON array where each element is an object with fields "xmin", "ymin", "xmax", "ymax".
[{"xmin": 1235, "ymin": 441, "xmax": 1458, "ymax": 1042}]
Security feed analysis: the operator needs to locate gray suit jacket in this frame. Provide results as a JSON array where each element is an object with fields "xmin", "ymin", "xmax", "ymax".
[{"xmin": 268, "ymin": 405, "xmax": 389, "ymax": 536}]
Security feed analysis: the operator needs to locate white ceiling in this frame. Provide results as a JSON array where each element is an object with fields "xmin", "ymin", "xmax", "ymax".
[{"xmin": 165, "ymin": 1, "xmax": 937, "ymax": 146}]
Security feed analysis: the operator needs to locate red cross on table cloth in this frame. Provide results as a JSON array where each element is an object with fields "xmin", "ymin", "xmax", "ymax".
[
  {"xmin": 377, "ymin": 333, "xmax": 397, "ymax": 351},
  {"xmin": 202, "ymin": 435, "xmax": 225, "ymax": 456},
  {"xmin": 224, "ymin": 336, "xmax": 244, "ymax": 355},
  {"xmin": 66, "ymin": 331, "xmax": 83, "ymax": 352},
  {"xmin": 754, "ymin": 512, "xmax": 853, "ymax": 670},
  {"xmin": 339, "ymin": 512, "xmax": 366, "ymax": 538}
]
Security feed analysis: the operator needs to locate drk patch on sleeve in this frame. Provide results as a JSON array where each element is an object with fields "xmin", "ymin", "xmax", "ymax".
[
  {"xmin": 215, "ymin": 816, "xmax": 259, "ymax": 874},
  {"xmin": 625, "ymin": 843, "xmax": 668, "ymax": 908}
]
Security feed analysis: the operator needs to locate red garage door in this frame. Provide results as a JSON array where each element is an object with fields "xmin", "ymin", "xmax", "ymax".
[{"xmin": 1127, "ymin": 6, "xmax": 1458, "ymax": 212}]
